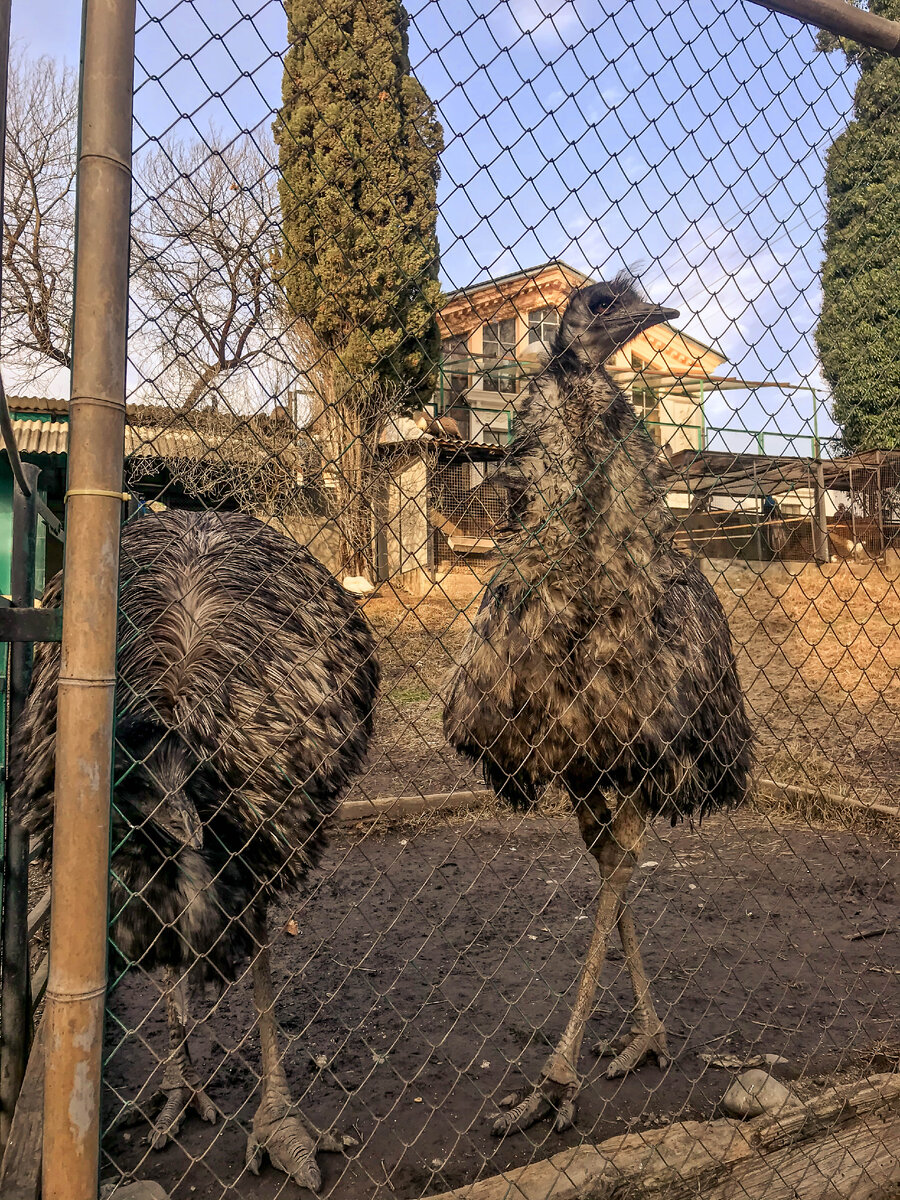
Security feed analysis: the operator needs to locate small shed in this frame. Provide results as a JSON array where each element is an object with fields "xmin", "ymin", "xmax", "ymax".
[{"xmin": 374, "ymin": 429, "xmax": 506, "ymax": 593}]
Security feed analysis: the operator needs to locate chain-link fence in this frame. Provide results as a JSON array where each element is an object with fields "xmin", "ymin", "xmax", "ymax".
[{"xmin": 2, "ymin": 1, "xmax": 899, "ymax": 1198}]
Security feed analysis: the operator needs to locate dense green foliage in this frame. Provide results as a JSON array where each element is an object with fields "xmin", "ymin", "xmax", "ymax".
[
  {"xmin": 276, "ymin": 0, "xmax": 443, "ymax": 406},
  {"xmin": 816, "ymin": 1, "xmax": 900, "ymax": 452}
]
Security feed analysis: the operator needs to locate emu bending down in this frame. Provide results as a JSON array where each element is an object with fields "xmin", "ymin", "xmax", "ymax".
[
  {"xmin": 12, "ymin": 510, "xmax": 378, "ymax": 1190},
  {"xmin": 445, "ymin": 277, "xmax": 753, "ymax": 1135}
]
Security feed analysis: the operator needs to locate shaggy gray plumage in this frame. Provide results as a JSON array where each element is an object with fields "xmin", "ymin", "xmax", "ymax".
[
  {"xmin": 445, "ymin": 274, "xmax": 753, "ymax": 821},
  {"xmin": 11, "ymin": 510, "xmax": 378, "ymax": 1185},
  {"xmin": 444, "ymin": 275, "xmax": 754, "ymax": 1135},
  {"xmin": 13, "ymin": 509, "xmax": 378, "ymax": 980}
]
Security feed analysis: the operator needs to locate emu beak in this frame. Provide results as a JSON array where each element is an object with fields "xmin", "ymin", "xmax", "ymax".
[
  {"xmin": 644, "ymin": 303, "xmax": 680, "ymax": 324},
  {"xmin": 620, "ymin": 302, "xmax": 679, "ymax": 338}
]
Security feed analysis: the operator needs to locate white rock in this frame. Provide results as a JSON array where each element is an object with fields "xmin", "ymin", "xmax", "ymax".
[
  {"xmin": 342, "ymin": 575, "xmax": 375, "ymax": 594},
  {"xmin": 380, "ymin": 415, "xmax": 427, "ymax": 443},
  {"xmin": 722, "ymin": 1069, "xmax": 804, "ymax": 1119},
  {"xmin": 101, "ymin": 1183, "xmax": 169, "ymax": 1200}
]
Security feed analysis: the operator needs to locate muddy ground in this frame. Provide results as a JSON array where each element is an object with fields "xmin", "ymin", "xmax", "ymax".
[{"xmin": 102, "ymin": 810, "xmax": 899, "ymax": 1200}]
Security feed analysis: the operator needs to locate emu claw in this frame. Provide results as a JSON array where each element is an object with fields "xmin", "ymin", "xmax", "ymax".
[
  {"xmin": 148, "ymin": 1084, "xmax": 216, "ymax": 1150},
  {"xmin": 247, "ymin": 1101, "xmax": 352, "ymax": 1192},
  {"xmin": 246, "ymin": 1112, "xmax": 321, "ymax": 1192},
  {"xmin": 491, "ymin": 1081, "xmax": 577, "ymax": 1136},
  {"xmin": 593, "ymin": 1027, "xmax": 670, "ymax": 1078}
]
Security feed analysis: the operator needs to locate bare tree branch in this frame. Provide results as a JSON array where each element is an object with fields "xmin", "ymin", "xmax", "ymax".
[
  {"xmin": 2, "ymin": 54, "xmax": 76, "ymax": 384},
  {"xmin": 131, "ymin": 135, "xmax": 284, "ymax": 414}
]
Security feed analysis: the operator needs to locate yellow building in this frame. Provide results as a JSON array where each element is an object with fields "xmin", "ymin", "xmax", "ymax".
[{"xmin": 436, "ymin": 259, "xmax": 725, "ymax": 454}]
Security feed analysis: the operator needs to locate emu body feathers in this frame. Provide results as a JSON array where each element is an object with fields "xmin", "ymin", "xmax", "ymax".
[
  {"xmin": 445, "ymin": 278, "xmax": 753, "ymax": 821},
  {"xmin": 12, "ymin": 509, "xmax": 379, "ymax": 981}
]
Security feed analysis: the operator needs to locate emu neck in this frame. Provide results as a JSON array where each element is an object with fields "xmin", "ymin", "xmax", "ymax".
[{"xmin": 496, "ymin": 360, "xmax": 668, "ymax": 598}]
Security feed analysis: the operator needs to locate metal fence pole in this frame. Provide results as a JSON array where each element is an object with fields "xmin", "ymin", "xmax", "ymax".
[
  {"xmin": 41, "ymin": 2, "xmax": 135, "ymax": 1198},
  {"xmin": 0, "ymin": 462, "xmax": 40, "ymax": 1148}
]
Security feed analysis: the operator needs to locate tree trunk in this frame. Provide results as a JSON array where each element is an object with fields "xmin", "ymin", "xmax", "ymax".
[{"xmin": 316, "ymin": 382, "xmax": 390, "ymax": 580}]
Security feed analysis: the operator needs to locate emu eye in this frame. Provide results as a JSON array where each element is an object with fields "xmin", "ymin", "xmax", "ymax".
[{"xmin": 586, "ymin": 290, "xmax": 614, "ymax": 314}]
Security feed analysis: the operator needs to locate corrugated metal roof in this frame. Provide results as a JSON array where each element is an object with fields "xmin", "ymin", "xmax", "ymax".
[
  {"xmin": 127, "ymin": 425, "xmax": 212, "ymax": 459},
  {"xmin": 0, "ymin": 418, "xmax": 301, "ymax": 464},
  {"xmin": 8, "ymin": 395, "xmax": 69, "ymax": 416},
  {"xmin": 5, "ymin": 419, "xmax": 69, "ymax": 457},
  {"xmin": 125, "ymin": 425, "xmax": 301, "ymax": 464}
]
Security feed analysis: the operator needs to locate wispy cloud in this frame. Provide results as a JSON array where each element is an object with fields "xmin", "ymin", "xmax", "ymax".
[{"xmin": 505, "ymin": 0, "xmax": 582, "ymax": 43}]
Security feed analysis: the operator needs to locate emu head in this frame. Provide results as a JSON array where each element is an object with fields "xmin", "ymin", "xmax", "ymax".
[
  {"xmin": 558, "ymin": 274, "xmax": 679, "ymax": 366},
  {"xmin": 116, "ymin": 725, "xmax": 203, "ymax": 850}
]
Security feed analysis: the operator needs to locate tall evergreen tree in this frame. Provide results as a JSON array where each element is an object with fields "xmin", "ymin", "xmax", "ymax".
[
  {"xmin": 275, "ymin": 0, "xmax": 443, "ymax": 572},
  {"xmin": 816, "ymin": 1, "xmax": 900, "ymax": 452}
]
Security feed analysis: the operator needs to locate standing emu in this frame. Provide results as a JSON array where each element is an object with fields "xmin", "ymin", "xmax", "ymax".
[
  {"xmin": 11, "ymin": 510, "xmax": 378, "ymax": 1190},
  {"xmin": 444, "ymin": 276, "xmax": 754, "ymax": 1136}
]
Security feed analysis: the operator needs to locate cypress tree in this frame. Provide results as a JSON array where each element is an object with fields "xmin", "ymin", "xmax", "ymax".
[
  {"xmin": 816, "ymin": 2, "xmax": 900, "ymax": 452},
  {"xmin": 275, "ymin": 0, "xmax": 443, "ymax": 573}
]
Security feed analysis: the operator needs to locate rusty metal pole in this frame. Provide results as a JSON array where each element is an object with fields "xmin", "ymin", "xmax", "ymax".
[{"xmin": 41, "ymin": 2, "xmax": 135, "ymax": 1199}]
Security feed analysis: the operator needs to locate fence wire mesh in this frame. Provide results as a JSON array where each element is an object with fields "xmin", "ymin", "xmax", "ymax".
[{"xmin": 4, "ymin": 0, "xmax": 900, "ymax": 1197}]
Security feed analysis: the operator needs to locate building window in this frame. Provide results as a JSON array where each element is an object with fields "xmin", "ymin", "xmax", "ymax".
[
  {"xmin": 441, "ymin": 335, "xmax": 470, "ymax": 403},
  {"xmin": 481, "ymin": 427, "xmax": 508, "ymax": 446},
  {"xmin": 482, "ymin": 317, "xmax": 517, "ymax": 393},
  {"xmin": 631, "ymin": 354, "xmax": 657, "ymax": 417},
  {"xmin": 528, "ymin": 305, "xmax": 559, "ymax": 345},
  {"xmin": 631, "ymin": 353, "xmax": 660, "ymax": 442}
]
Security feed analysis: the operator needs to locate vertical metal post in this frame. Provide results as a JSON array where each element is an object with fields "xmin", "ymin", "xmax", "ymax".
[
  {"xmin": 699, "ymin": 383, "xmax": 705, "ymax": 451},
  {"xmin": 812, "ymin": 458, "xmax": 830, "ymax": 564},
  {"xmin": 0, "ymin": 462, "xmax": 40, "ymax": 1148},
  {"xmin": 41, "ymin": 2, "xmax": 135, "ymax": 1199}
]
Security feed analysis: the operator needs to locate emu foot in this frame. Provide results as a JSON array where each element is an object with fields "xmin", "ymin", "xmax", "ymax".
[
  {"xmin": 593, "ymin": 1024, "xmax": 670, "ymax": 1078},
  {"xmin": 246, "ymin": 1095, "xmax": 354, "ymax": 1192},
  {"xmin": 148, "ymin": 1077, "xmax": 216, "ymax": 1150},
  {"xmin": 491, "ymin": 1059, "xmax": 579, "ymax": 1137}
]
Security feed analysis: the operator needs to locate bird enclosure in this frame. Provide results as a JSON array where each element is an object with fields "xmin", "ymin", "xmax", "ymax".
[{"xmin": 1, "ymin": 2, "xmax": 900, "ymax": 1200}]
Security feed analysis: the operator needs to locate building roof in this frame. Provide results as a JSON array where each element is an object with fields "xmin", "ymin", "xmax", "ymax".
[
  {"xmin": 6, "ymin": 419, "xmax": 70, "ymax": 457},
  {"xmin": 666, "ymin": 449, "xmax": 818, "ymax": 498},
  {"xmin": 7, "ymin": 395, "xmax": 69, "ymax": 416},
  {"xmin": 440, "ymin": 262, "xmax": 725, "ymax": 365},
  {"xmin": 1, "ymin": 413, "xmax": 308, "ymax": 468},
  {"xmin": 667, "ymin": 447, "xmax": 900, "ymax": 498},
  {"xmin": 444, "ymin": 259, "xmax": 593, "ymax": 299}
]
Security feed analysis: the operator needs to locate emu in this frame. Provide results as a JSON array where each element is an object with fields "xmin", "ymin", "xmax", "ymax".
[
  {"xmin": 12, "ymin": 510, "xmax": 378, "ymax": 1191},
  {"xmin": 444, "ymin": 276, "xmax": 754, "ymax": 1136}
]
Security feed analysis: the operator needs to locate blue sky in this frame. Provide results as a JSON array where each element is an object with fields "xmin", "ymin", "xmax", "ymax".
[{"xmin": 13, "ymin": 0, "xmax": 858, "ymax": 449}]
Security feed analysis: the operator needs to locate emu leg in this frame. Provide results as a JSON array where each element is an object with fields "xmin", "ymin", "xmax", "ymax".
[
  {"xmin": 492, "ymin": 798, "xmax": 644, "ymax": 1137},
  {"xmin": 593, "ymin": 903, "xmax": 670, "ymax": 1076},
  {"xmin": 244, "ymin": 910, "xmax": 343, "ymax": 1193},
  {"xmin": 150, "ymin": 967, "xmax": 216, "ymax": 1149}
]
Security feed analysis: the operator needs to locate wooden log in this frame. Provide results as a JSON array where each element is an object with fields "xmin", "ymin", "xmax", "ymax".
[
  {"xmin": 337, "ymin": 789, "xmax": 492, "ymax": 823},
  {"xmin": 757, "ymin": 776, "xmax": 899, "ymax": 818},
  {"xmin": 422, "ymin": 1073, "xmax": 900, "ymax": 1200},
  {"xmin": 0, "ymin": 1018, "xmax": 44, "ymax": 1200},
  {"xmin": 746, "ymin": 0, "xmax": 900, "ymax": 54}
]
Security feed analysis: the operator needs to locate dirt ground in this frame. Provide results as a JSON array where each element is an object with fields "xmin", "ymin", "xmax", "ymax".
[
  {"xmin": 97, "ymin": 560, "xmax": 900, "ymax": 1199},
  {"xmin": 102, "ymin": 811, "xmax": 899, "ymax": 1200}
]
